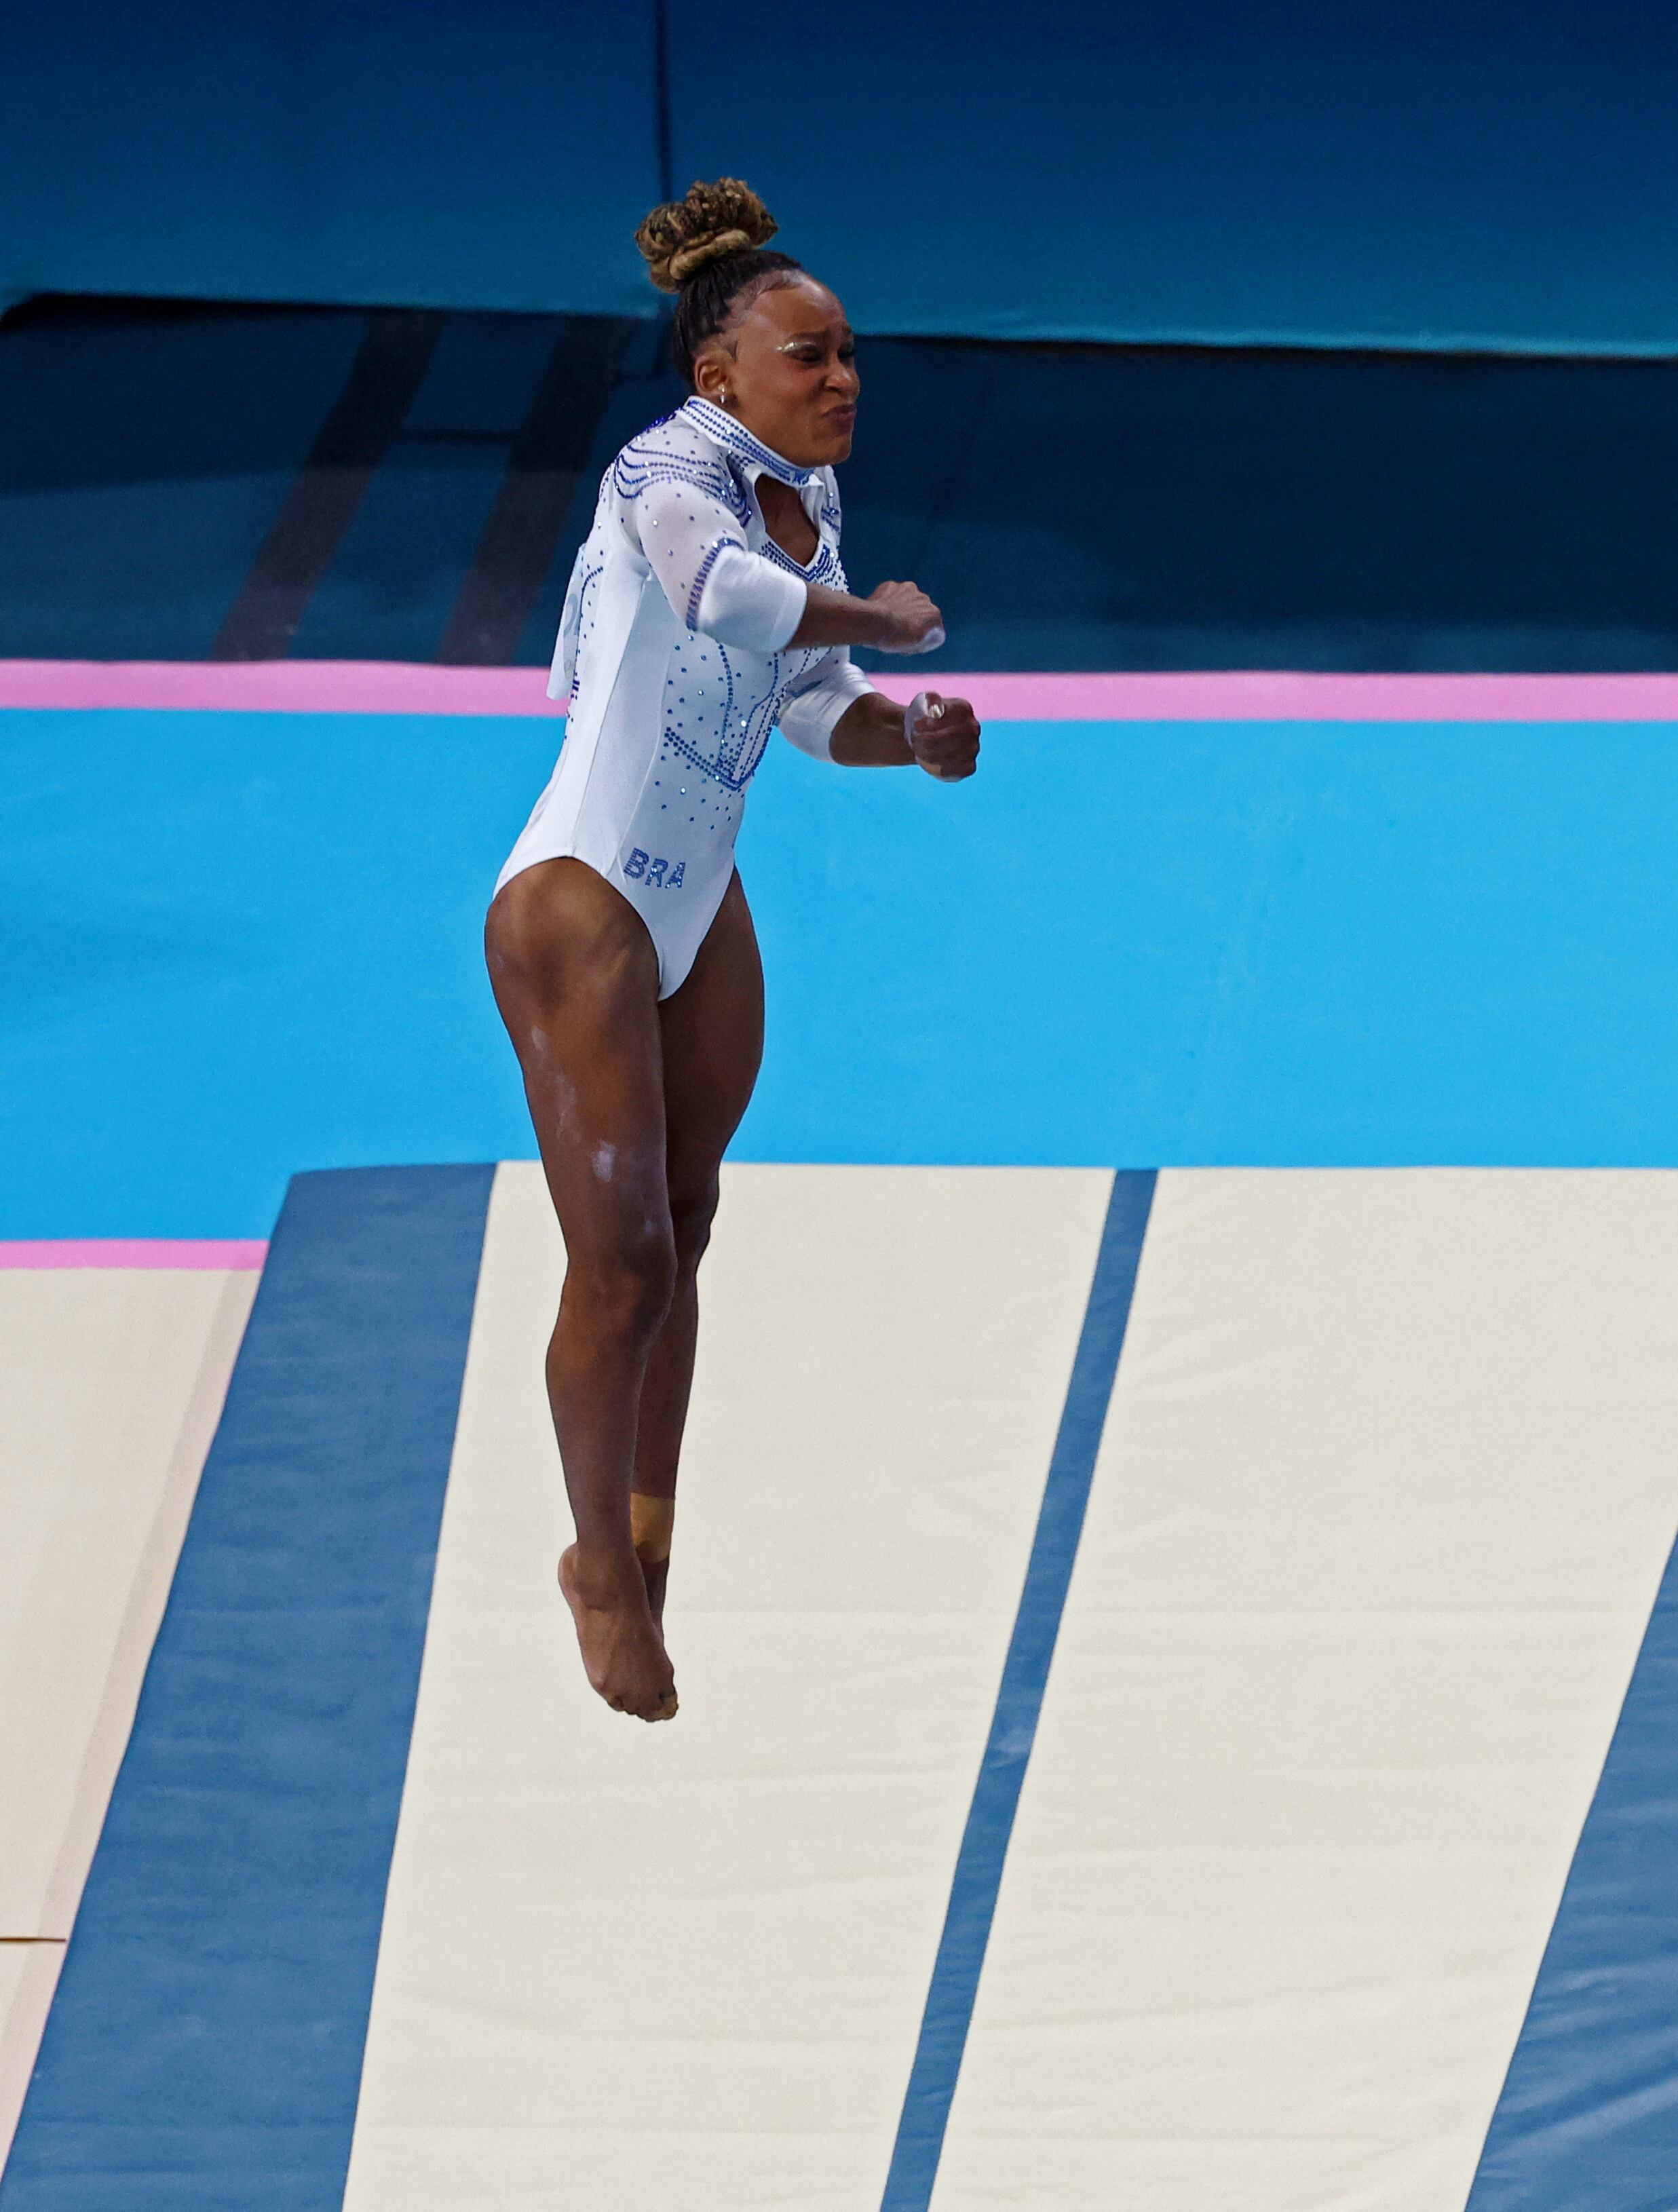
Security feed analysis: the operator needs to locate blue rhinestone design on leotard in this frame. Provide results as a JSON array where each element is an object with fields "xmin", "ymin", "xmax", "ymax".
[{"xmin": 560, "ymin": 406, "xmax": 849, "ymax": 803}]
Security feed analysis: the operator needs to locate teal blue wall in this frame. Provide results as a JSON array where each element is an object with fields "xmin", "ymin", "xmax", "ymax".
[{"xmin": 4, "ymin": 1, "xmax": 1678, "ymax": 351}]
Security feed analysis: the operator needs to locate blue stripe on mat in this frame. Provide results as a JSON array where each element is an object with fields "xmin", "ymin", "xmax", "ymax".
[
  {"xmin": 0, "ymin": 1164, "xmax": 494, "ymax": 2211},
  {"xmin": 1466, "ymin": 1525, "xmax": 1678, "ymax": 2211},
  {"xmin": 879, "ymin": 1167, "xmax": 1156, "ymax": 2211}
]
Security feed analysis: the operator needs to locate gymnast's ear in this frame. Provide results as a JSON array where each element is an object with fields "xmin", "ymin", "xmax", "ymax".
[{"xmin": 689, "ymin": 346, "xmax": 731, "ymax": 406}]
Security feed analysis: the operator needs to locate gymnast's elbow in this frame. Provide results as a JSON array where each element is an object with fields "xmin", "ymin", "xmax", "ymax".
[{"xmin": 688, "ymin": 548, "xmax": 807, "ymax": 655}]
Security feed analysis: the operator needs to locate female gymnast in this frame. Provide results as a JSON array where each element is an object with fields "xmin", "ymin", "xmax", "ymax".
[{"xmin": 484, "ymin": 179, "xmax": 981, "ymax": 1723}]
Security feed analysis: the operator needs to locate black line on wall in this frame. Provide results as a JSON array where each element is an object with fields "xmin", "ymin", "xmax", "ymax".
[
  {"xmin": 434, "ymin": 317, "xmax": 636, "ymax": 666},
  {"xmin": 210, "ymin": 308, "xmax": 446, "ymax": 661},
  {"xmin": 653, "ymin": 0, "xmax": 674, "ymax": 204}
]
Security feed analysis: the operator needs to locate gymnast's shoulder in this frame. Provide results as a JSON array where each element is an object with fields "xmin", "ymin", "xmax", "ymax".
[{"xmin": 608, "ymin": 407, "xmax": 741, "ymax": 506}]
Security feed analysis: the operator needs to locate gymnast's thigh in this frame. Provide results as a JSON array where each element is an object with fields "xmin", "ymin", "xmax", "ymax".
[{"xmin": 657, "ymin": 873, "xmax": 765, "ymax": 1220}]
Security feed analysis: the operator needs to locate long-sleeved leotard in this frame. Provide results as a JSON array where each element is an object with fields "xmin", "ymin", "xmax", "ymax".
[{"xmin": 495, "ymin": 395, "xmax": 877, "ymax": 996}]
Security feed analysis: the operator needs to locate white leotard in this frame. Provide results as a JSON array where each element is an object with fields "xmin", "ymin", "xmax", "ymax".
[{"xmin": 495, "ymin": 395, "xmax": 877, "ymax": 997}]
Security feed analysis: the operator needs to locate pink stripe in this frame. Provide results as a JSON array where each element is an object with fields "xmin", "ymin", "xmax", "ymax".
[
  {"xmin": 5, "ymin": 659, "xmax": 1678, "ymax": 723},
  {"xmin": 0, "ymin": 1239, "xmax": 269, "ymax": 1271},
  {"xmin": 0, "ymin": 660, "xmax": 554, "ymax": 717},
  {"xmin": 867, "ymin": 670, "xmax": 1678, "ymax": 722}
]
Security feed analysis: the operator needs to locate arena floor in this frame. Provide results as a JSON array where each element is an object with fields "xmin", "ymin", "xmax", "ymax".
[
  {"xmin": 5, "ymin": 1158, "xmax": 1678, "ymax": 2207},
  {"xmin": 5, "ymin": 287, "xmax": 1678, "ymax": 2210}
]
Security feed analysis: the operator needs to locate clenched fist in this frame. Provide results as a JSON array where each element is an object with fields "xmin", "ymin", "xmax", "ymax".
[
  {"xmin": 868, "ymin": 580, "xmax": 946, "ymax": 654},
  {"xmin": 904, "ymin": 691, "xmax": 980, "ymax": 782}
]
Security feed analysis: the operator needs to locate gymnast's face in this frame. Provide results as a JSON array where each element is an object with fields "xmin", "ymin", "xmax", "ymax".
[{"xmin": 693, "ymin": 278, "xmax": 859, "ymax": 468}]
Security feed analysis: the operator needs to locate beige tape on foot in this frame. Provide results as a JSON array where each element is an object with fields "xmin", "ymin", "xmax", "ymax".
[{"xmin": 630, "ymin": 1493, "xmax": 674, "ymax": 1565}]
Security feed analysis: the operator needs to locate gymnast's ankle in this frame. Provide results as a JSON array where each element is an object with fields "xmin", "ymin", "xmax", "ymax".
[{"xmin": 561, "ymin": 1538, "xmax": 647, "ymax": 1609}]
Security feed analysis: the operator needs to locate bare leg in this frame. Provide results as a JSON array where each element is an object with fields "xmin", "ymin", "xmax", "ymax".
[
  {"xmin": 632, "ymin": 875, "xmax": 764, "ymax": 1624},
  {"xmin": 486, "ymin": 858, "xmax": 674, "ymax": 1718},
  {"xmin": 484, "ymin": 860, "xmax": 761, "ymax": 1715}
]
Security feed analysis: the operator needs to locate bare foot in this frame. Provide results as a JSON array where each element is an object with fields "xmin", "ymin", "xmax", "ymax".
[{"xmin": 558, "ymin": 1544, "xmax": 678, "ymax": 1721}]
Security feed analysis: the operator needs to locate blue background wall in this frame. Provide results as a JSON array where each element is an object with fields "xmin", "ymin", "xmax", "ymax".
[
  {"xmin": 0, "ymin": 3, "xmax": 660, "ymax": 320},
  {"xmin": 4, "ymin": 0, "xmax": 1678, "ymax": 353}
]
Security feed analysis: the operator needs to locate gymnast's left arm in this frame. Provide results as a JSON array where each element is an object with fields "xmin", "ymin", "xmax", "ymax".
[
  {"xmin": 833, "ymin": 687, "xmax": 980, "ymax": 778},
  {"xmin": 778, "ymin": 655, "xmax": 981, "ymax": 779}
]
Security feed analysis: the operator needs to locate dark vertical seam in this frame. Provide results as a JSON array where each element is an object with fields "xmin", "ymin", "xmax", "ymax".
[
  {"xmin": 653, "ymin": 0, "xmax": 674, "ymax": 206},
  {"xmin": 433, "ymin": 318, "xmax": 635, "ymax": 666},
  {"xmin": 210, "ymin": 308, "xmax": 445, "ymax": 661}
]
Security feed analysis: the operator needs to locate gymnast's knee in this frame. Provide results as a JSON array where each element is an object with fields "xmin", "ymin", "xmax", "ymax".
[
  {"xmin": 669, "ymin": 1182, "xmax": 721, "ymax": 1279},
  {"xmin": 562, "ymin": 1230, "xmax": 679, "ymax": 1346}
]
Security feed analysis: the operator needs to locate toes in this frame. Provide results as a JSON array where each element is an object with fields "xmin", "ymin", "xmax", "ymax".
[{"xmin": 601, "ymin": 1679, "xmax": 676, "ymax": 1721}]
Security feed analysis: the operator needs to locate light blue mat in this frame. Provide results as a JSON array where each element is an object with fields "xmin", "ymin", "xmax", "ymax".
[{"xmin": 5, "ymin": 703, "xmax": 1678, "ymax": 1238}]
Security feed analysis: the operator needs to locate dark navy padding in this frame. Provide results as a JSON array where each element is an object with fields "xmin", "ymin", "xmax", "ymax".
[
  {"xmin": 879, "ymin": 1170, "xmax": 1156, "ymax": 2209},
  {"xmin": 0, "ymin": 1166, "xmax": 494, "ymax": 2211},
  {"xmin": 287, "ymin": 313, "xmax": 567, "ymax": 663},
  {"xmin": 211, "ymin": 309, "xmax": 447, "ymax": 663},
  {"xmin": 10, "ymin": 301, "xmax": 1678, "ymax": 673},
  {"xmin": 0, "ymin": 302, "xmax": 371, "ymax": 662},
  {"xmin": 1466, "ymin": 1530, "xmax": 1678, "ymax": 2209},
  {"xmin": 839, "ymin": 341, "xmax": 1678, "ymax": 677}
]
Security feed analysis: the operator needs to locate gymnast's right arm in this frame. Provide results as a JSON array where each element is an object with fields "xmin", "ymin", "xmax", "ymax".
[
  {"xmin": 786, "ymin": 577, "xmax": 944, "ymax": 653},
  {"xmin": 630, "ymin": 471, "xmax": 944, "ymax": 655}
]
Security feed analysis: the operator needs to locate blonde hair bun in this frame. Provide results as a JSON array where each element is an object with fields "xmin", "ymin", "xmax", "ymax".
[{"xmin": 634, "ymin": 178, "xmax": 779, "ymax": 294}]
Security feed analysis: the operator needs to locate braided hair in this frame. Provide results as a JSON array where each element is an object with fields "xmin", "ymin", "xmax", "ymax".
[{"xmin": 634, "ymin": 178, "xmax": 805, "ymax": 387}]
